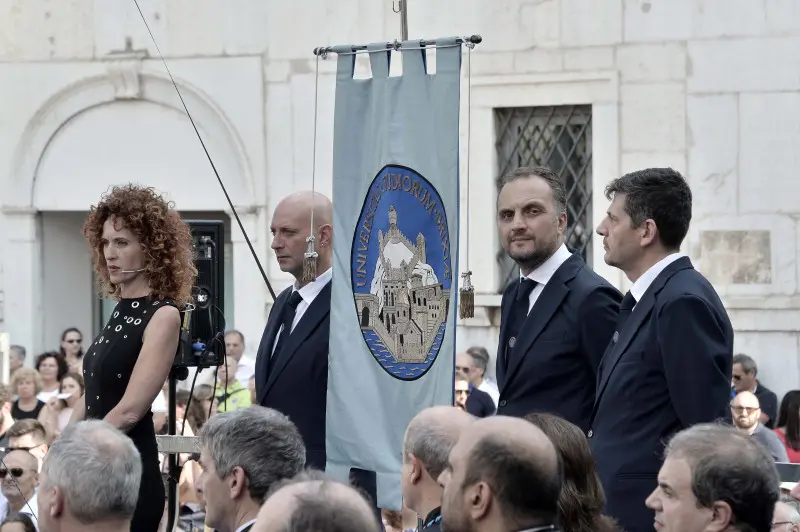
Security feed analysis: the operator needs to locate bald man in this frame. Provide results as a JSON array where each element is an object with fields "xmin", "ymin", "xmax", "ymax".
[
  {"xmin": 730, "ymin": 390, "xmax": 788, "ymax": 462},
  {"xmin": 255, "ymin": 191, "xmax": 380, "ymax": 521},
  {"xmin": 439, "ymin": 416, "xmax": 562, "ymax": 532},
  {"xmin": 402, "ymin": 406, "xmax": 474, "ymax": 531},
  {"xmin": 255, "ymin": 191, "xmax": 334, "ymax": 470},
  {"xmin": 252, "ymin": 472, "xmax": 380, "ymax": 532}
]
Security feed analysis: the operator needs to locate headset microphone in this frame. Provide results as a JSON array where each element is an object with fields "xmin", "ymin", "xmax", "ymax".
[{"xmin": 119, "ymin": 268, "xmax": 146, "ymax": 273}]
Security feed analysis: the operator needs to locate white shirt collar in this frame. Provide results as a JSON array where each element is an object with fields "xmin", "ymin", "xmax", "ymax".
[
  {"xmin": 520, "ymin": 244, "xmax": 572, "ymax": 286},
  {"xmin": 629, "ymin": 253, "xmax": 684, "ymax": 303},
  {"xmin": 293, "ymin": 267, "xmax": 332, "ymax": 305},
  {"xmin": 235, "ymin": 518, "xmax": 257, "ymax": 532}
]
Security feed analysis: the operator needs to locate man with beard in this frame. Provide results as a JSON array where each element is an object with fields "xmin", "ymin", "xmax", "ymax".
[
  {"xmin": 730, "ymin": 391, "xmax": 788, "ymax": 462},
  {"xmin": 494, "ymin": 166, "xmax": 621, "ymax": 431}
]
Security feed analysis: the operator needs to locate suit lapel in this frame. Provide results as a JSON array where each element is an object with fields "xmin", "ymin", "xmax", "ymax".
[
  {"xmin": 496, "ymin": 282, "xmax": 516, "ymax": 388},
  {"xmin": 255, "ymin": 289, "xmax": 290, "ymax": 404},
  {"xmin": 262, "ymin": 282, "xmax": 331, "ymax": 396},
  {"xmin": 593, "ymin": 256, "xmax": 695, "ymax": 412},
  {"xmin": 503, "ymin": 254, "xmax": 583, "ymax": 387}
]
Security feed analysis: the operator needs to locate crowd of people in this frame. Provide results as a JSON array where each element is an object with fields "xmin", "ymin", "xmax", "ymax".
[{"xmin": 0, "ymin": 165, "xmax": 799, "ymax": 532}]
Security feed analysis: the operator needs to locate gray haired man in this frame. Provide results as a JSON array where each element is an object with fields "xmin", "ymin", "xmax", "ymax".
[
  {"xmin": 645, "ymin": 423, "xmax": 780, "ymax": 532},
  {"xmin": 196, "ymin": 406, "xmax": 306, "ymax": 532},
  {"xmin": 36, "ymin": 420, "xmax": 142, "ymax": 532}
]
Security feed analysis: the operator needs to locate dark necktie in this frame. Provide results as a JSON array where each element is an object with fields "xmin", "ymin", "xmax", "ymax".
[
  {"xmin": 504, "ymin": 278, "xmax": 537, "ymax": 372},
  {"xmin": 616, "ymin": 291, "xmax": 636, "ymax": 333},
  {"xmin": 269, "ymin": 291, "xmax": 303, "ymax": 372}
]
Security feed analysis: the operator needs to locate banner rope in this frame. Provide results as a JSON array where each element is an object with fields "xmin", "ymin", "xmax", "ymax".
[
  {"xmin": 302, "ymin": 53, "xmax": 323, "ymax": 284},
  {"xmin": 459, "ymin": 41, "xmax": 476, "ymax": 319}
]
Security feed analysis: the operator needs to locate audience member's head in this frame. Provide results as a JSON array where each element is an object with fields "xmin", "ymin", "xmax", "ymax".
[
  {"xmin": 774, "ymin": 495, "xmax": 800, "ymax": 532},
  {"xmin": 37, "ymin": 420, "xmax": 141, "ymax": 532},
  {"xmin": 778, "ymin": 390, "xmax": 800, "ymax": 450},
  {"xmin": 646, "ymin": 422, "xmax": 780, "ymax": 532},
  {"xmin": 731, "ymin": 391, "xmax": 761, "ymax": 433},
  {"xmin": 6, "ymin": 419, "xmax": 48, "ymax": 470},
  {"xmin": 525, "ymin": 412, "xmax": 621, "ymax": 532},
  {"xmin": 225, "ymin": 330, "xmax": 245, "ymax": 361},
  {"xmin": 732, "ymin": 353, "xmax": 759, "ymax": 393},
  {"xmin": 465, "ymin": 347, "xmax": 491, "ymax": 383},
  {"xmin": 10, "ymin": 368, "xmax": 41, "ymax": 401},
  {"xmin": 0, "ymin": 385, "xmax": 13, "ymax": 430},
  {"xmin": 439, "ymin": 415, "xmax": 562, "ymax": 532},
  {"xmin": 252, "ymin": 470, "xmax": 380, "ymax": 532},
  {"xmin": 0, "ymin": 512, "xmax": 37, "ymax": 532},
  {"xmin": 8, "ymin": 346, "xmax": 25, "ymax": 373},
  {"xmin": 453, "ymin": 374, "xmax": 470, "ymax": 411},
  {"xmin": 1, "ymin": 450, "xmax": 38, "ymax": 515},
  {"xmin": 197, "ymin": 406, "xmax": 306, "ymax": 532},
  {"xmin": 402, "ymin": 406, "xmax": 474, "ymax": 520}
]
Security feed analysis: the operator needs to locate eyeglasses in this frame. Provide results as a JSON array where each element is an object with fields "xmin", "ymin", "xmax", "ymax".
[
  {"xmin": 730, "ymin": 405, "xmax": 760, "ymax": 413},
  {"xmin": 455, "ymin": 366, "xmax": 470, "ymax": 373},
  {"xmin": 0, "ymin": 468, "xmax": 26, "ymax": 478},
  {"xmin": 65, "ymin": 339, "xmax": 82, "ymax": 344},
  {"xmin": 732, "ymin": 375, "xmax": 743, "ymax": 381}
]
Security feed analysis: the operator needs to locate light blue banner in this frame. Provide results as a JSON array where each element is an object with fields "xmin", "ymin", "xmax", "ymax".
[{"xmin": 326, "ymin": 39, "xmax": 462, "ymax": 509}]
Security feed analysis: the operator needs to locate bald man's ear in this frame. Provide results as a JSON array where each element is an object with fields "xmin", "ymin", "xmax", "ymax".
[
  {"xmin": 468, "ymin": 481, "xmax": 492, "ymax": 522},
  {"xmin": 407, "ymin": 453, "xmax": 422, "ymax": 485},
  {"xmin": 318, "ymin": 223, "xmax": 333, "ymax": 247}
]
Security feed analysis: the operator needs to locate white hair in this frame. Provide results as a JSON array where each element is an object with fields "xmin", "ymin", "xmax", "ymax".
[{"xmin": 41, "ymin": 420, "xmax": 142, "ymax": 523}]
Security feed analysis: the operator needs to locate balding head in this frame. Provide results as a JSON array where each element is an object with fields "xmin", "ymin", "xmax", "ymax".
[
  {"xmin": 253, "ymin": 472, "xmax": 379, "ymax": 532},
  {"xmin": 440, "ymin": 415, "xmax": 562, "ymax": 531},
  {"xmin": 731, "ymin": 390, "xmax": 761, "ymax": 431},
  {"xmin": 402, "ymin": 406, "xmax": 474, "ymax": 514},
  {"xmin": 270, "ymin": 191, "xmax": 333, "ymax": 284}
]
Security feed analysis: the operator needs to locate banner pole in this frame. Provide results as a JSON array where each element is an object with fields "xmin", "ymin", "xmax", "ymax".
[{"xmin": 393, "ymin": 0, "xmax": 409, "ymax": 40}]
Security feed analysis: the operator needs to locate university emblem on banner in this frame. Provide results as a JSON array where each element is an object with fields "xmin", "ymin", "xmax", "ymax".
[{"xmin": 351, "ymin": 165, "xmax": 452, "ymax": 381}]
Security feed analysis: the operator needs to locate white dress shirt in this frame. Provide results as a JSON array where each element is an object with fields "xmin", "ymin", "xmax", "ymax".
[
  {"xmin": 521, "ymin": 243, "xmax": 573, "ymax": 314},
  {"xmin": 271, "ymin": 267, "xmax": 333, "ymax": 355},
  {"xmin": 629, "ymin": 252, "xmax": 685, "ymax": 306}
]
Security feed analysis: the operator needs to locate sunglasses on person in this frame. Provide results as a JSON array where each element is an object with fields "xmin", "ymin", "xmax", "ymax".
[
  {"xmin": 65, "ymin": 339, "xmax": 82, "ymax": 344},
  {"xmin": 0, "ymin": 468, "xmax": 27, "ymax": 479}
]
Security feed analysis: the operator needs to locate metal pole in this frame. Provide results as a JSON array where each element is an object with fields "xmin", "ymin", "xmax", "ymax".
[{"xmin": 400, "ymin": 0, "xmax": 408, "ymax": 40}]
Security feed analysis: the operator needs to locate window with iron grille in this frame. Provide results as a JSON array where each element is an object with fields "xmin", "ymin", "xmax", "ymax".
[{"xmin": 494, "ymin": 105, "xmax": 593, "ymax": 292}]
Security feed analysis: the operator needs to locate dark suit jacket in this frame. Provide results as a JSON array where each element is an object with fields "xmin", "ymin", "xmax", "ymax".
[
  {"xmin": 496, "ymin": 253, "xmax": 621, "ymax": 432},
  {"xmin": 755, "ymin": 382, "xmax": 778, "ymax": 429},
  {"xmin": 255, "ymin": 283, "xmax": 330, "ymax": 470},
  {"xmin": 589, "ymin": 256, "xmax": 733, "ymax": 532}
]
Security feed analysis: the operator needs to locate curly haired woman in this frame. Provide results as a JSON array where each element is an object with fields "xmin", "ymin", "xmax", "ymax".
[{"xmin": 65, "ymin": 184, "xmax": 197, "ymax": 531}]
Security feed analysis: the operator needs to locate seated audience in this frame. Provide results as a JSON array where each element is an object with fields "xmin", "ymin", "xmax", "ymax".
[
  {"xmin": 646, "ymin": 422, "xmax": 780, "ymax": 532},
  {"xmin": 0, "ymin": 450, "xmax": 39, "ymax": 526},
  {"xmin": 252, "ymin": 470, "xmax": 380, "ymax": 532},
  {"xmin": 6, "ymin": 420, "xmax": 48, "ymax": 471},
  {"xmin": 215, "ymin": 357, "xmax": 251, "ymax": 413},
  {"xmin": 401, "ymin": 406, "xmax": 474, "ymax": 530},
  {"xmin": 732, "ymin": 353, "xmax": 778, "ymax": 428},
  {"xmin": 196, "ymin": 406, "xmax": 306, "ymax": 532},
  {"xmin": 525, "ymin": 413, "xmax": 621, "ymax": 532},
  {"xmin": 731, "ymin": 391, "xmax": 788, "ymax": 461},
  {"xmin": 34, "ymin": 353, "xmax": 67, "ymax": 403},
  {"xmin": 439, "ymin": 415, "xmax": 562, "ymax": 532},
  {"xmin": 455, "ymin": 358, "xmax": 495, "ymax": 418},
  {"xmin": 8, "ymin": 346, "xmax": 26, "ymax": 376},
  {"xmin": 774, "ymin": 495, "xmax": 800, "ymax": 531},
  {"xmin": 0, "ymin": 513, "xmax": 37, "ymax": 532},
  {"xmin": 45, "ymin": 373, "xmax": 84, "ymax": 436},
  {"xmin": 776, "ymin": 390, "xmax": 800, "ymax": 463},
  {"xmin": 36, "ymin": 420, "xmax": 141, "ymax": 532},
  {"xmin": 465, "ymin": 346, "xmax": 500, "ymax": 406}
]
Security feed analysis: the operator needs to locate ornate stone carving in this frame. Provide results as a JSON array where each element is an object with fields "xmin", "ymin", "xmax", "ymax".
[{"xmin": 104, "ymin": 38, "xmax": 148, "ymax": 100}]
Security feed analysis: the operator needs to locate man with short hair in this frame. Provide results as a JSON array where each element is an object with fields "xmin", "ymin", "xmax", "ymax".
[
  {"xmin": 646, "ymin": 423, "xmax": 780, "ymax": 532},
  {"xmin": 36, "ymin": 420, "xmax": 141, "ymax": 532},
  {"xmin": 730, "ymin": 391, "xmax": 788, "ymax": 462},
  {"xmin": 0, "ymin": 449, "xmax": 38, "ymax": 525},
  {"xmin": 455, "ymin": 355, "xmax": 495, "ymax": 418},
  {"xmin": 401, "ymin": 406, "xmax": 474, "ymax": 531},
  {"xmin": 216, "ymin": 356, "xmax": 252, "ymax": 413},
  {"xmin": 196, "ymin": 406, "xmax": 306, "ymax": 532},
  {"xmin": 252, "ymin": 470, "xmax": 380, "ymax": 532},
  {"xmin": 225, "ymin": 330, "xmax": 256, "ymax": 388},
  {"xmin": 591, "ymin": 168, "xmax": 734, "ymax": 532},
  {"xmin": 464, "ymin": 346, "xmax": 499, "ymax": 406},
  {"xmin": 495, "ymin": 166, "xmax": 621, "ymax": 430},
  {"xmin": 439, "ymin": 416, "xmax": 562, "ymax": 532},
  {"xmin": 6, "ymin": 419, "xmax": 49, "ymax": 471},
  {"xmin": 732, "ymin": 353, "xmax": 778, "ymax": 429},
  {"xmin": 9, "ymin": 346, "xmax": 25, "ymax": 374}
]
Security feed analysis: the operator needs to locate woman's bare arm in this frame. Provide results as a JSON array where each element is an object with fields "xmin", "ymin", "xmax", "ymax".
[{"xmin": 104, "ymin": 305, "xmax": 181, "ymax": 432}]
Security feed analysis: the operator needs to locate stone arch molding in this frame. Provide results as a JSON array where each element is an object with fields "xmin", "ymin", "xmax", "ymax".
[{"xmin": 8, "ymin": 67, "xmax": 254, "ymax": 210}]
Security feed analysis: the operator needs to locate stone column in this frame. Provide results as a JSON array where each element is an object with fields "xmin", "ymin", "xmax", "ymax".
[{"xmin": 1, "ymin": 208, "xmax": 44, "ymax": 357}]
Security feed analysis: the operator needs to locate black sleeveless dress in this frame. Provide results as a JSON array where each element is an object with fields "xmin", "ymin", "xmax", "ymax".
[{"xmin": 83, "ymin": 295, "xmax": 176, "ymax": 531}]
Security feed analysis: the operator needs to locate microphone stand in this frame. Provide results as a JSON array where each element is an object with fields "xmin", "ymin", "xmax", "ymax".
[{"xmin": 166, "ymin": 329, "xmax": 191, "ymax": 532}]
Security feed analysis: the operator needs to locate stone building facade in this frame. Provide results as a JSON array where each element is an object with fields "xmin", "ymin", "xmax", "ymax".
[{"xmin": 0, "ymin": 0, "xmax": 798, "ymax": 397}]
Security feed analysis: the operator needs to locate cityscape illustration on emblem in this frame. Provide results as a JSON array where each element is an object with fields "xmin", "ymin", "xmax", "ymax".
[{"xmin": 351, "ymin": 165, "xmax": 452, "ymax": 381}]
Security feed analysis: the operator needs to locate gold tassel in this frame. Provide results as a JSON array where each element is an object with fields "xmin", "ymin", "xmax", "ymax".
[
  {"xmin": 301, "ymin": 236, "xmax": 318, "ymax": 284},
  {"xmin": 459, "ymin": 271, "xmax": 475, "ymax": 319}
]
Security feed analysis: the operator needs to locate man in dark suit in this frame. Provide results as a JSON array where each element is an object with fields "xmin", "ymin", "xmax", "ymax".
[
  {"xmin": 590, "ymin": 168, "xmax": 734, "ymax": 532},
  {"xmin": 255, "ymin": 190, "xmax": 381, "ymax": 520},
  {"xmin": 494, "ymin": 166, "xmax": 621, "ymax": 432}
]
